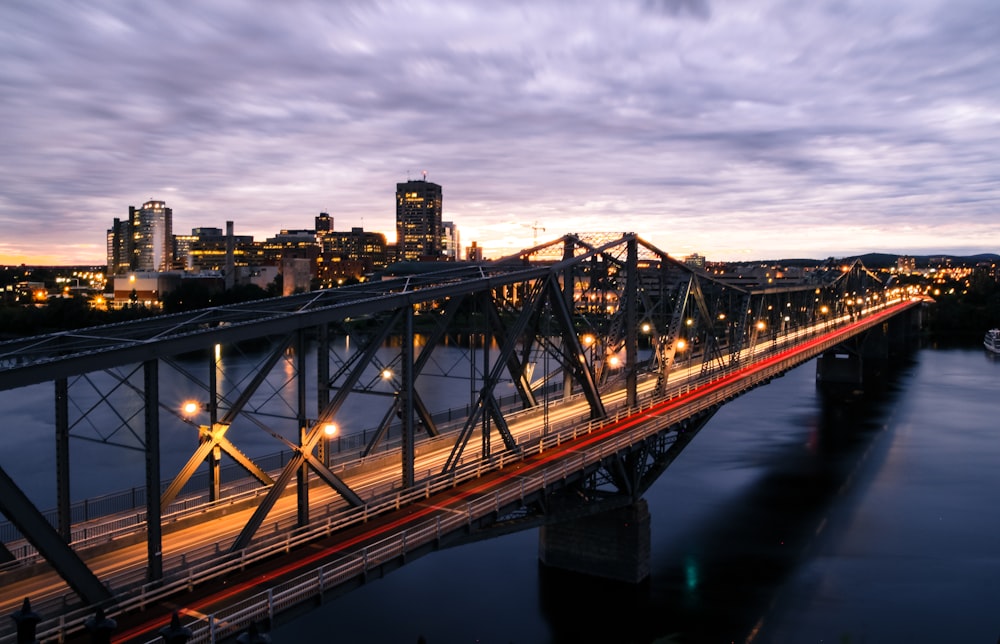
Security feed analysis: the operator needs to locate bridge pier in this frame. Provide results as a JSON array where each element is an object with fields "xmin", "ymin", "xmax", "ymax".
[
  {"xmin": 816, "ymin": 325, "xmax": 887, "ymax": 391},
  {"xmin": 538, "ymin": 499, "xmax": 650, "ymax": 584},
  {"xmin": 816, "ymin": 305, "xmax": 922, "ymax": 392}
]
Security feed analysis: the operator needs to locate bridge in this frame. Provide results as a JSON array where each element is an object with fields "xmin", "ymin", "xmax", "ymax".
[{"xmin": 0, "ymin": 233, "xmax": 922, "ymax": 643}]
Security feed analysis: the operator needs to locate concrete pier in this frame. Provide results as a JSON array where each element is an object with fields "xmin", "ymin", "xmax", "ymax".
[{"xmin": 539, "ymin": 499, "xmax": 650, "ymax": 583}]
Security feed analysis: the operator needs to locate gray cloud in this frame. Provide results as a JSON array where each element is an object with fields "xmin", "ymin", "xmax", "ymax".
[{"xmin": 1, "ymin": 0, "xmax": 999, "ymax": 264}]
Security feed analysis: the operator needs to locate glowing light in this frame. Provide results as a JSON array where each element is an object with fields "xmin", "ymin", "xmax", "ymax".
[
  {"xmin": 381, "ymin": 369, "xmax": 393, "ymax": 380},
  {"xmin": 641, "ymin": 323, "xmax": 651, "ymax": 333},
  {"xmin": 677, "ymin": 339, "xmax": 687, "ymax": 350},
  {"xmin": 182, "ymin": 401, "xmax": 201, "ymax": 415},
  {"xmin": 608, "ymin": 355, "xmax": 620, "ymax": 367},
  {"xmin": 582, "ymin": 334, "xmax": 595, "ymax": 346},
  {"xmin": 324, "ymin": 423, "xmax": 338, "ymax": 436}
]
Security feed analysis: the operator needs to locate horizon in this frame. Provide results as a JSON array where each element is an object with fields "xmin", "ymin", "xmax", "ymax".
[
  {"xmin": 4, "ymin": 247, "xmax": 998, "ymax": 272},
  {"xmin": 2, "ymin": 2, "xmax": 999, "ymax": 265}
]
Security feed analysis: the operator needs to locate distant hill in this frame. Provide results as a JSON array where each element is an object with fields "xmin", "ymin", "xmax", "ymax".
[{"xmin": 751, "ymin": 253, "xmax": 1000, "ymax": 268}]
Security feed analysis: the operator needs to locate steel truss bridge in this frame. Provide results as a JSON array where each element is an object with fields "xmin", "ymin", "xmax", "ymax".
[{"xmin": 0, "ymin": 233, "xmax": 919, "ymax": 643}]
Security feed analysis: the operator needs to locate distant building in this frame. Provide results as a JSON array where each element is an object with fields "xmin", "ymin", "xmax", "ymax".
[
  {"xmin": 396, "ymin": 178, "xmax": 444, "ymax": 261},
  {"xmin": 106, "ymin": 217, "xmax": 131, "ymax": 275},
  {"xmin": 317, "ymin": 226, "xmax": 389, "ymax": 283},
  {"xmin": 466, "ymin": 241, "xmax": 484, "ymax": 262},
  {"xmin": 442, "ymin": 221, "xmax": 460, "ymax": 260},
  {"xmin": 260, "ymin": 229, "xmax": 319, "ymax": 266},
  {"xmin": 111, "ymin": 271, "xmax": 184, "ymax": 309},
  {"xmin": 106, "ymin": 200, "xmax": 174, "ymax": 275},
  {"xmin": 897, "ymin": 256, "xmax": 916, "ymax": 273},
  {"xmin": 261, "ymin": 229, "xmax": 319, "ymax": 292},
  {"xmin": 315, "ymin": 212, "xmax": 333, "ymax": 235},
  {"xmin": 683, "ymin": 253, "xmax": 706, "ymax": 269},
  {"xmin": 175, "ymin": 224, "xmax": 256, "ymax": 274},
  {"xmin": 130, "ymin": 200, "xmax": 174, "ymax": 272}
]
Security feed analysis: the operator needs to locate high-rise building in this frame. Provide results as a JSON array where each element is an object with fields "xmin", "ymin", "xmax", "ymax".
[
  {"xmin": 106, "ymin": 217, "xmax": 132, "ymax": 275},
  {"xmin": 315, "ymin": 212, "xmax": 333, "ymax": 235},
  {"xmin": 396, "ymin": 178, "xmax": 443, "ymax": 261},
  {"xmin": 129, "ymin": 199, "xmax": 174, "ymax": 272},
  {"xmin": 442, "ymin": 221, "xmax": 459, "ymax": 261}
]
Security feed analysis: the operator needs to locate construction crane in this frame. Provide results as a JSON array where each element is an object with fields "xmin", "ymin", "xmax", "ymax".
[{"xmin": 530, "ymin": 221, "xmax": 545, "ymax": 247}]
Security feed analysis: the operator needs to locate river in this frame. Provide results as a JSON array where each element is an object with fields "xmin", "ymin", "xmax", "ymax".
[{"xmin": 268, "ymin": 347, "xmax": 1000, "ymax": 643}]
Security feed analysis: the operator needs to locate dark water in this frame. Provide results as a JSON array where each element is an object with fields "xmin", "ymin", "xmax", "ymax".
[{"xmin": 270, "ymin": 348, "xmax": 1000, "ymax": 643}]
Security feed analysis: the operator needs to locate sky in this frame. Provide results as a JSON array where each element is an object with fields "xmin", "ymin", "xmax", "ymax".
[{"xmin": 1, "ymin": 0, "xmax": 999, "ymax": 265}]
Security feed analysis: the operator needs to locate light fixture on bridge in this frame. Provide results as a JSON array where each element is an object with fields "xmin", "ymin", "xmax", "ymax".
[
  {"xmin": 181, "ymin": 400, "xmax": 204, "ymax": 416},
  {"xmin": 641, "ymin": 323, "xmax": 651, "ymax": 333},
  {"xmin": 381, "ymin": 369, "xmax": 393, "ymax": 380},
  {"xmin": 323, "ymin": 423, "xmax": 339, "ymax": 436},
  {"xmin": 581, "ymin": 334, "xmax": 595, "ymax": 347},
  {"xmin": 756, "ymin": 321, "xmax": 766, "ymax": 331},
  {"xmin": 676, "ymin": 339, "xmax": 687, "ymax": 351}
]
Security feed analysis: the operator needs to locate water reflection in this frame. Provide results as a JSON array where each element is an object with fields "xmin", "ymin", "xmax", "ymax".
[{"xmin": 536, "ymin": 358, "xmax": 913, "ymax": 642}]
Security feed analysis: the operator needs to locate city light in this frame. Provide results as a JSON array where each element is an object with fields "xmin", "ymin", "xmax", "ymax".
[
  {"xmin": 182, "ymin": 401, "xmax": 201, "ymax": 415},
  {"xmin": 324, "ymin": 423, "xmax": 338, "ymax": 436}
]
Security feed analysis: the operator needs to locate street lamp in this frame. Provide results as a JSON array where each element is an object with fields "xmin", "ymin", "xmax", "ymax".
[{"xmin": 181, "ymin": 400, "xmax": 204, "ymax": 416}]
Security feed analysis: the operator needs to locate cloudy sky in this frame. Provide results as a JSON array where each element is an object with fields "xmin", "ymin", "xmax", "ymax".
[{"xmin": 2, "ymin": 0, "xmax": 998, "ymax": 265}]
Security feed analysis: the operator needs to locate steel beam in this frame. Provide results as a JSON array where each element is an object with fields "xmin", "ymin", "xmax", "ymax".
[
  {"xmin": 317, "ymin": 324, "xmax": 330, "ymax": 466},
  {"xmin": 402, "ymin": 305, "xmax": 415, "ymax": 488},
  {"xmin": 55, "ymin": 377, "xmax": 71, "ymax": 540},
  {"xmin": 546, "ymin": 278, "xmax": 606, "ymax": 419},
  {"xmin": 296, "ymin": 330, "xmax": 309, "ymax": 527},
  {"xmin": 208, "ymin": 346, "xmax": 220, "ymax": 501},
  {"xmin": 145, "ymin": 359, "xmax": 163, "ymax": 582},
  {"xmin": 625, "ymin": 235, "xmax": 638, "ymax": 408},
  {"xmin": 0, "ymin": 465, "xmax": 112, "ymax": 605}
]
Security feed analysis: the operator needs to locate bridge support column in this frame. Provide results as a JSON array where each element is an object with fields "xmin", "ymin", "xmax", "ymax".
[
  {"xmin": 816, "ymin": 350, "xmax": 863, "ymax": 388},
  {"xmin": 887, "ymin": 306, "xmax": 922, "ymax": 357},
  {"xmin": 539, "ymin": 499, "xmax": 650, "ymax": 583},
  {"xmin": 816, "ymin": 322, "xmax": 894, "ymax": 392}
]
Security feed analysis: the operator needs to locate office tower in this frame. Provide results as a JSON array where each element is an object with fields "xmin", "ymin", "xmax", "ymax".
[
  {"xmin": 396, "ymin": 177, "xmax": 443, "ymax": 261},
  {"xmin": 106, "ymin": 217, "xmax": 132, "ymax": 275},
  {"xmin": 442, "ymin": 221, "xmax": 459, "ymax": 260},
  {"xmin": 129, "ymin": 199, "xmax": 174, "ymax": 272},
  {"xmin": 315, "ymin": 212, "xmax": 333, "ymax": 235}
]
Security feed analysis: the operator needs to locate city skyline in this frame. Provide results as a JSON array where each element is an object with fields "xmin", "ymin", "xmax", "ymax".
[{"xmin": 2, "ymin": 1, "xmax": 999, "ymax": 266}]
